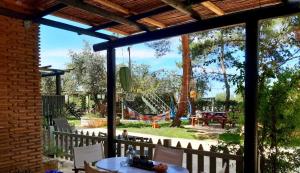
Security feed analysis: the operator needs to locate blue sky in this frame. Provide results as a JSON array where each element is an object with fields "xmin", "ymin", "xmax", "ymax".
[
  {"xmin": 40, "ymin": 16, "xmax": 181, "ymax": 70},
  {"xmin": 40, "ymin": 16, "xmax": 228, "ymax": 97}
]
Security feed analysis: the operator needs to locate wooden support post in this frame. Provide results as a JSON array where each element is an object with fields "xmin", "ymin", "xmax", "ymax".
[
  {"xmin": 107, "ymin": 47, "xmax": 116, "ymax": 157},
  {"xmin": 244, "ymin": 19, "xmax": 258, "ymax": 173},
  {"xmin": 56, "ymin": 74, "xmax": 61, "ymax": 95}
]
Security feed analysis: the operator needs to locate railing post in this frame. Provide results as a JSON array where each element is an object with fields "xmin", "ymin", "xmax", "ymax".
[
  {"xmin": 116, "ymin": 136, "xmax": 121, "ymax": 157},
  {"xmin": 223, "ymin": 147, "xmax": 230, "ymax": 173},
  {"xmin": 64, "ymin": 131, "xmax": 69, "ymax": 159},
  {"xmin": 197, "ymin": 144, "xmax": 204, "ymax": 172},
  {"xmin": 210, "ymin": 146, "xmax": 217, "ymax": 173},
  {"xmin": 107, "ymin": 47, "xmax": 116, "ymax": 157},
  {"xmin": 74, "ymin": 130, "xmax": 78, "ymax": 147},
  {"xmin": 70, "ymin": 130, "xmax": 74, "ymax": 160},
  {"xmin": 186, "ymin": 143, "xmax": 193, "ymax": 172},
  {"xmin": 236, "ymin": 148, "xmax": 244, "ymax": 173},
  {"xmin": 163, "ymin": 139, "xmax": 171, "ymax": 147},
  {"xmin": 148, "ymin": 138, "xmax": 153, "ymax": 159}
]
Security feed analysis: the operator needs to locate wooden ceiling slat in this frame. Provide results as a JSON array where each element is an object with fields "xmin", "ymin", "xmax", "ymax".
[
  {"xmin": 89, "ymin": 5, "xmax": 173, "ymax": 31},
  {"xmin": 92, "ymin": 0, "xmax": 130, "ymax": 14},
  {"xmin": 92, "ymin": 0, "xmax": 166, "ymax": 28},
  {"xmin": 58, "ymin": 0, "xmax": 151, "ymax": 31},
  {"xmin": 201, "ymin": 1, "xmax": 224, "ymax": 16},
  {"xmin": 32, "ymin": 3, "xmax": 67, "ymax": 19}
]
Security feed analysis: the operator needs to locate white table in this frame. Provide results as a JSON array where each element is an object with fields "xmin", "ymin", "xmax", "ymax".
[{"xmin": 96, "ymin": 157, "xmax": 189, "ymax": 173}]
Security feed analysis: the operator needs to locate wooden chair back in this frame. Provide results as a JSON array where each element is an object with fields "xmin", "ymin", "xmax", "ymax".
[
  {"xmin": 153, "ymin": 145, "xmax": 184, "ymax": 166},
  {"xmin": 73, "ymin": 143, "xmax": 105, "ymax": 169}
]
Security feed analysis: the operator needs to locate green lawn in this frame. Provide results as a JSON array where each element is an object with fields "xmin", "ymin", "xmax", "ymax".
[
  {"xmin": 219, "ymin": 132, "xmax": 243, "ymax": 144},
  {"xmin": 68, "ymin": 119, "xmax": 81, "ymax": 127}
]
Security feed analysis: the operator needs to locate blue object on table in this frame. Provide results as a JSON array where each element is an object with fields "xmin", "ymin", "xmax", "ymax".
[{"xmin": 45, "ymin": 170, "xmax": 63, "ymax": 173}]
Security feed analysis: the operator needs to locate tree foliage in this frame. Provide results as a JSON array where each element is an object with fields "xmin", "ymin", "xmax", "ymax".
[
  {"xmin": 129, "ymin": 64, "xmax": 181, "ymax": 94},
  {"xmin": 258, "ymin": 69, "xmax": 300, "ymax": 173},
  {"xmin": 145, "ymin": 39, "xmax": 171, "ymax": 58},
  {"xmin": 228, "ymin": 16, "xmax": 300, "ymax": 172},
  {"xmin": 190, "ymin": 26, "xmax": 245, "ymax": 111},
  {"xmin": 41, "ymin": 76, "xmax": 56, "ymax": 95},
  {"xmin": 66, "ymin": 42, "xmax": 107, "ymax": 109},
  {"xmin": 254, "ymin": 16, "xmax": 300, "ymax": 173}
]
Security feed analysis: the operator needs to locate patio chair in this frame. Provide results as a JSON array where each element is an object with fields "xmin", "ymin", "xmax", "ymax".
[
  {"xmin": 73, "ymin": 143, "xmax": 105, "ymax": 173},
  {"xmin": 84, "ymin": 161, "xmax": 113, "ymax": 173},
  {"xmin": 53, "ymin": 117, "xmax": 73, "ymax": 132},
  {"xmin": 153, "ymin": 145, "xmax": 184, "ymax": 166}
]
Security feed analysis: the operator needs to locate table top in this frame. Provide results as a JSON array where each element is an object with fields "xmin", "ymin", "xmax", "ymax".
[{"xmin": 96, "ymin": 157, "xmax": 189, "ymax": 173}]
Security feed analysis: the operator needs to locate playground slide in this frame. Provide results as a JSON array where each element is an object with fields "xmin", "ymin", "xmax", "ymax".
[{"xmin": 141, "ymin": 96, "xmax": 158, "ymax": 113}]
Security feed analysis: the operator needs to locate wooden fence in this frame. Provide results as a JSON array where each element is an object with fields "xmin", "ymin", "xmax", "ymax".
[
  {"xmin": 43, "ymin": 129, "xmax": 243, "ymax": 173},
  {"xmin": 42, "ymin": 95, "xmax": 65, "ymax": 125}
]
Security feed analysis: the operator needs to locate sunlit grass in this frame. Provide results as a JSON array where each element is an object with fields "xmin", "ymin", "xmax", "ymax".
[{"xmin": 118, "ymin": 127, "xmax": 198, "ymax": 139}]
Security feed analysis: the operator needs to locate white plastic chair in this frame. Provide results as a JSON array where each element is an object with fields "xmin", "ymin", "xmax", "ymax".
[
  {"xmin": 153, "ymin": 145, "xmax": 184, "ymax": 166},
  {"xmin": 73, "ymin": 143, "xmax": 105, "ymax": 173}
]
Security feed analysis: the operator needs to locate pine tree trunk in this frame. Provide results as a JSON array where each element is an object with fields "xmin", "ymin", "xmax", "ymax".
[
  {"xmin": 220, "ymin": 32, "xmax": 230, "ymax": 111},
  {"xmin": 171, "ymin": 34, "xmax": 191, "ymax": 127}
]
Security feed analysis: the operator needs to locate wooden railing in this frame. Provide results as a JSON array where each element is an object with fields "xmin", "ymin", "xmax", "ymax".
[{"xmin": 43, "ymin": 129, "xmax": 243, "ymax": 173}]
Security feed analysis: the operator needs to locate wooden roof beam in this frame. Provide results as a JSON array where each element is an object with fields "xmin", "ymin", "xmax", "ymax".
[
  {"xmin": 57, "ymin": 0, "xmax": 151, "ymax": 31},
  {"xmin": 35, "ymin": 18, "xmax": 117, "ymax": 40},
  {"xmin": 0, "ymin": 7, "xmax": 116, "ymax": 40},
  {"xmin": 92, "ymin": 0, "xmax": 166, "ymax": 28},
  {"xmin": 160, "ymin": 0, "xmax": 202, "ymax": 20},
  {"xmin": 201, "ymin": 1, "xmax": 224, "ymax": 16},
  {"xmin": 93, "ymin": 4, "xmax": 300, "ymax": 51}
]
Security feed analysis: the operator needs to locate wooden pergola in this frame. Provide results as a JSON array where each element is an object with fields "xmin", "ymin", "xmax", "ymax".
[
  {"xmin": 40, "ymin": 66, "xmax": 69, "ymax": 95},
  {"xmin": 1, "ymin": 1, "xmax": 299, "ymax": 172}
]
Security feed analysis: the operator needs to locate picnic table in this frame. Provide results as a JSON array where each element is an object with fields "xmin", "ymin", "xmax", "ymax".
[{"xmin": 202, "ymin": 111, "xmax": 228, "ymax": 128}]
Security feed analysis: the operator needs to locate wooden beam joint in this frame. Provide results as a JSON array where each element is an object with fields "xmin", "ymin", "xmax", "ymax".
[{"xmin": 161, "ymin": 0, "xmax": 202, "ymax": 20}]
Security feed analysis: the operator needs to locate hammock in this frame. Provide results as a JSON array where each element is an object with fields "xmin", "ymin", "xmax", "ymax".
[{"xmin": 126, "ymin": 106, "xmax": 170, "ymax": 121}]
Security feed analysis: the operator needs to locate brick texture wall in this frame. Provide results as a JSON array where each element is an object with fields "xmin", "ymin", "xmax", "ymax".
[{"xmin": 0, "ymin": 16, "xmax": 42, "ymax": 172}]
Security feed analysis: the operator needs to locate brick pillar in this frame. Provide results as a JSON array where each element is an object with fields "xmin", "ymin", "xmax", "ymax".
[{"xmin": 0, "ymin": 16, "xmax": 42, "ymax": 172}]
